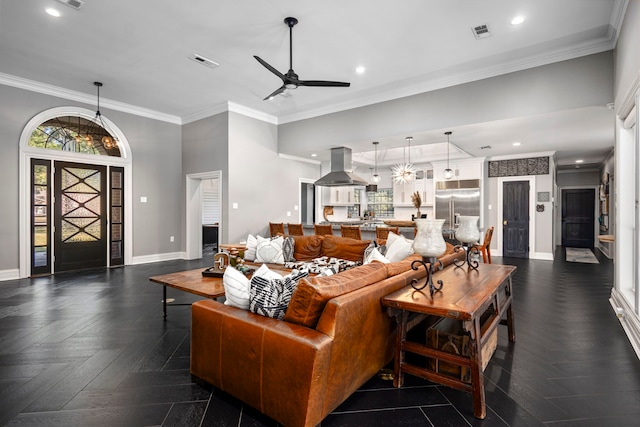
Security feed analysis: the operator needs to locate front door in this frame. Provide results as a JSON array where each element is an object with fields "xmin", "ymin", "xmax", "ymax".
[
  {"xmin": 54, "ymin": 161, "xmax": 107, "ymax": 272},
  {"xmin": 503, "ymin": 181, "xmax": 529, "ymax": 258},
  {"xmin": 561, "ymin": 189, "xmax": 595, "ymax": 248}
]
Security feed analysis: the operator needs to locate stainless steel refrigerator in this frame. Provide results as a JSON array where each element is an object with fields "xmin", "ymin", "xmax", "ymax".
[{"xmin": 435, "ymin": 179, "xmax": 481, "ymax": 236}]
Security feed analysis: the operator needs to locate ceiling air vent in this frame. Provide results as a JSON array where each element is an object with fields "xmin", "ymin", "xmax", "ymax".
[
  {"xmin": 56, "ymin": 0, "xmax": 84, "ymax": 10},
  {"xmin": 188, "ymin": 54, "xmax": 219, "ymax": 69},
  {"xmin": 471, "ymin": 24, "xmax": 491, "ymax": 39}
]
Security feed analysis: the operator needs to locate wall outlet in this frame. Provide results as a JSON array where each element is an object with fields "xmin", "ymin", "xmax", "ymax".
[
  {"xmin": 287, "ymin": 211, "xmax": 291, "ymax": 217},
  {"xmin": 232, "ymin": 203, "xmax": 238, "ymax": 209},
  {"xmin": 140, "ymin": 196, "xmax": 147, "ymax": 203},
  {"xmin": 294, "ymin": 205, "xmax": 299, "ymax": 211},
  {"xmin": 170, "ymin": 236, "xmax": 174, "ymax": 242}
]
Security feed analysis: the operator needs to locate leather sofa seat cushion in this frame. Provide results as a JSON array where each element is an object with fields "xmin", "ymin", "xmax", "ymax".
[
  {"xmin": 292, "ymin": 235, "xmax": 324, "ymax": 261},
  {"xmin": 284, "ymin": 262, "xmax": 388, "ymax": 328},
  {"xmin": 321, "ymin": 235, "xmax": 371, "ymax": 262}
]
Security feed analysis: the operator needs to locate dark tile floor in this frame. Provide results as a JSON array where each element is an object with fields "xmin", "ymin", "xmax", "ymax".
[{"xmin": 0, "ymin": 247, "xmax": 638, "ymax": 426}]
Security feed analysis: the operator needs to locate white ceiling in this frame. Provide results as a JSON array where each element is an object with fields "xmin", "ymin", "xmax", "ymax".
[{"xmin": 0, "ymin": 0, "xmax": 624, "ymax": 170}]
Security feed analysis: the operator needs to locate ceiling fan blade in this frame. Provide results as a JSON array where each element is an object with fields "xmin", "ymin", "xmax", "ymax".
[
  {"xmin": 254, "ymin": 56, "xmax": 286, "ymax": 81},
  {"xmin": 263, "ymin": 85, "xmax": 287, "ymax": 100},
  {"xmin": 297, "ymin": 80, "xmax": 351, "ymax": 87}
]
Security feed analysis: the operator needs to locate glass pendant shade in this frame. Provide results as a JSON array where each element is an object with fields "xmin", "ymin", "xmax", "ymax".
[
  {"xmin": 412, "ymin": 219, "xmax": 447, "ymax": 258},
  {"xmin": 372, "ymin": 173, "xmax": 380, "ymax": 183},
  {"xmin": 455, "ymin": 215, "xmax": 480, "ymax": 244},
  {"xmin": 443, "ymin": 168, "xmax": 454, "ymax": 179}
]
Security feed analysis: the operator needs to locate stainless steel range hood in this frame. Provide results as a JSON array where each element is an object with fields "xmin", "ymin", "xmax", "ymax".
[{"xmin": 315, "ymin": 147, "xmax": 368, "ymax": 187}]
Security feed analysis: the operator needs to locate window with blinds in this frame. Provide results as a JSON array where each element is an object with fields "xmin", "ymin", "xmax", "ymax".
[{"xmin": 202, "ymin": 179, "xmax": 220, "ymax": 224}]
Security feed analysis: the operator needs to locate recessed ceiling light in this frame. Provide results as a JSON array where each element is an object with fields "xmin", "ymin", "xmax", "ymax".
[
  {"xmin": 512, "ymin": 142, "xmax": 521, "ymax": 146},
  {"xmin": 45, "ymin": 8, "xmax": 61, "ymax": 17},
  {"xmin": 575, "ymin": 159, "xmax": 584, "ymax": 163},
  {"xmin": 356, "ymin": 66, "xmax": 366, "ymax": 74},
  {"xmin": 510, "ymin": 15, "xmax": 525, "ymax": 26},
  {"xmin": 310, "ymin": 153, "xmax": 317, "ymax": 157}
]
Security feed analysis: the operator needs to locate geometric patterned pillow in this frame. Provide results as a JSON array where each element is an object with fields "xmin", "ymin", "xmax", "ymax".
[
  {"xmin": 255, "ymin": 235, "xmax": 285, "ymax": 264},
  {"xmin": 249, "ymin": 270, "xmax": 309, "ymax": 319},
  {"xmin": 282, "ymin": 236, "xmax": 296, "ymax": 262}
]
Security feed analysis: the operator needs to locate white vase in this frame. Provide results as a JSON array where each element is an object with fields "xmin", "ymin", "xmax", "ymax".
[
  {"xmin": 412, "ymin": 219, "xmax": 446, "ymax": 258},
  {"xmin": 455, "ymin": 215, "xmax": 480, "ymax": 244}
]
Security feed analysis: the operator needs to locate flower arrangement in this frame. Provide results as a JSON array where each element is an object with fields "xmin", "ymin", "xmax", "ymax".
[{"xmin": 411, "ymin": 191, "xmax": 422, "ymax": 219}]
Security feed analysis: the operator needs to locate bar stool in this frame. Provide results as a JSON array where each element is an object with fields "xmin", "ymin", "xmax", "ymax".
[
  {"xmin": 313, "ymin": 224, "xmax": 333, "ymax": 236},
  {"xmin": 340, "ymin": 225, "xmax": 362, "ymax": 240},
  {"xmin": 287, "ymin": 223, "xmax": 304, "ymax": 236},
  {"xmin": 269, "ymin": 222, "xmax": 285, "ymax": 237}
]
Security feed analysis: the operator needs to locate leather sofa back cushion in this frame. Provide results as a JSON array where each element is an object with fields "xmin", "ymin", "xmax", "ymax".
[
  {"xmin": 284, "ymin": 262, "xmax": 388, "ymax": 328},
  {"xmin": 292, "ymin": 235, "xmax": 324, "ymax": 261},
  {"xmin": 321, "ymin": 235, "xmax": 372, "ymax": 262}
]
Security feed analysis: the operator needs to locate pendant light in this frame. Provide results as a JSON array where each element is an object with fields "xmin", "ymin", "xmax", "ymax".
[
  {"xmin": 86, "ymin": 82, "xmax": 118, "ymax": 150},
  {"xmin": 443, "ymin": 131, "xmax": 454, "ymax": 180},
  {"xmin": 392, "ymin": 136, "xmax": 416, "ymax": 184},
  {"xmin": 372, "ymin": 141, "xmax": 380, "ymax": 183},
  {"xmin": 366, "ymin": 141, "xmax": 380, "ymax": 192}
]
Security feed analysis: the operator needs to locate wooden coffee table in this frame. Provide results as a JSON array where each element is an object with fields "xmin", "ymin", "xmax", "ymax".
[
  {"xmin": 149, "ymin": 268, "xmax": 226, "ymax": 318},
  {"xmin": 381, "ymin": 263, "xmax": 516, "ymax": 419}
]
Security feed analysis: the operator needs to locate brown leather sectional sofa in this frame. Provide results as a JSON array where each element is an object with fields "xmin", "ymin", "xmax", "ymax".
[{"xmin": 190, "ymin": 235, "xmax": 463, "ymax": 427}]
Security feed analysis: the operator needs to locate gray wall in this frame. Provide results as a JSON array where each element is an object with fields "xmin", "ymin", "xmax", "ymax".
[
  {"xmin": 614, "ymin": 0, "xmax": 640, "ymax": 106},
  {"xmin": 227, "ymin": 112, "xmax": 319, "ymax": 243},
  {"xmin": 279, "ymin": 52, "xmax": 614, "ymax": 153},
  {"xmin": 182, "ymin": 112, "xmax": 229, "ymax": 242},
  {"xmin": 557, "ymin": 170, "xmax": 601, "ymax": 187},
  {"xmin": 0, "ymin": 84, "xmax": 182, "ymax": 271}
]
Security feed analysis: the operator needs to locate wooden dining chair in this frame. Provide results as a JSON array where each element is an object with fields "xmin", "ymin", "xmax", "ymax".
[
  {"xmin": 375, "ymin": 226, "xmax": 399, "ymax": 241},
  {"xmin": 287, "ymin": 223, "xmax": 304, "ymax": 236},
  {"xmin": 473, "ymin": 226, "xmax": 494, "ymax": 264},
  {"xmin": 340, "ymin": 225, "xmax": 362, "ymax": 240},
  {"xmin": 269, "ymin": 222, "xmax": 285, "ymax": 237},
  {"xmin": 313, "ymin": 224, "xmax": 333, "ymax": 236}
]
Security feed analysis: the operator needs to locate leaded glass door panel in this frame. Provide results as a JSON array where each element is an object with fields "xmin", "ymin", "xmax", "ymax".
[{"xmin": 54, "ymin": 161, "xmax": 107, "ymax": 272}]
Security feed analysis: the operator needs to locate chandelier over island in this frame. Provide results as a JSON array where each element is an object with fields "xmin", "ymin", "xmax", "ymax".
[{"xmin": 391, "ymin": 136, "xmax": 417, "ymax": 184}]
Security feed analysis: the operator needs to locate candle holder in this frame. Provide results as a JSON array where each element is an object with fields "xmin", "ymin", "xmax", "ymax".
[
  {"xmin": 453, "ymin": 215, "xmax": 480, "ymax": 271},
  {"xmin": 452, "ymin": 243, "xmax": 481, "ymax": 271},
  {"xmin": 411, "ymin": 219, "xmax": 447, "ymax": 296},
  {"xmin": 410, "ymin": 256, "xmax": 444, "ymax": 296}
]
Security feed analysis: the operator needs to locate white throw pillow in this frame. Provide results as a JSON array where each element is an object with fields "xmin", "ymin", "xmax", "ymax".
[
  {"xmin": 255, "ymin": 236, "xmax": 285, "ymax": 264},
  {"xmin": 222, "ymin": 267, "xmax": 250, "ymax": 309},
  {"xmin": 244, "ymin": 234, "xmax": 258, "ymax": 261},
  {"xmin": 385, "ymin": 232, "xmax": 414, "ymax": 262},
  {"xmin": 252, "ymin": 263, "xmax": 284, "ymax": 281},
  {"xmin": 364, "ymin": 247, "xmax": 390, "ymax": 264}
]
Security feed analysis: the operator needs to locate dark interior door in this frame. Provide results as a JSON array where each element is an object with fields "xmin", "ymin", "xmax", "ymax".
[
  {"xmin": 54, "ymin": 161, "xmax": 107, "ymax": 272},
  {"xmin": 562, "ymin": 189, "xmax": 595, "ymax": 248},
  {"xmin": 503, "ymin": 181, "xmax": 529, "ymax": 258}
]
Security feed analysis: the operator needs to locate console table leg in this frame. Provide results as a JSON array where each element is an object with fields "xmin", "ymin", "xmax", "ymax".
[
  {"xmin": 469, "ymin": 319, "xmax": 486, "ymax": 419},
  {"xmin": 163, "ymin": 286, "xmax": 167, "ymax": 319},
  {"xmin": 506, "ymin": 277, "xmax": 515, "ymax": 342},
  {"xmin": 392, "ymin": 310, "xmax": 408, "ymax": 388}
]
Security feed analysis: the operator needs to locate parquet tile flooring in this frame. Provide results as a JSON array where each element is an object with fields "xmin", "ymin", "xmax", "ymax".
[{"xmin": 0, "ymin": 248, "xmax": 638, "ymax": 426}]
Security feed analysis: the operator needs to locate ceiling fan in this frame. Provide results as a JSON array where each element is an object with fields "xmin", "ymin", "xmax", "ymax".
[{"xmin": 254, "ymin": 17, "xmax": 351, "ymax": 100}]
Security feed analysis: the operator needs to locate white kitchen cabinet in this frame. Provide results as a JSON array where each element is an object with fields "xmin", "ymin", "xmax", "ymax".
[
  {"xmin": 393, "ymin": 176, "xmax": 433, "ymax": 207},
  {"xmin": 328, "ymin": 186, "xmax": 355, "ymax": 206}
]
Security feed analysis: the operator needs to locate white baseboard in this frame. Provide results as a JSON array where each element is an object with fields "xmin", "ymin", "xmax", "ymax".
[
  {"xmin": 610, "ymin": 289, "xmax": 640, "ymax": 360},
  {"xmin": 131, "ymin": 252, "xmax": 186, "ymax": 265},
  {"xmin": 0, "ymin": 269, "xmax": 20, "ymax": 282}
]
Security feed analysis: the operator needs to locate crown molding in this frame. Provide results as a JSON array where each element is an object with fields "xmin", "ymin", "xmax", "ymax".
[
  {"xmin": 227, "ymin": 102, "xmax": 278, "ymax": 125},
  {"xmin": 0, "ymin": 72, "xmax": 182, "ymax": 125},
  {"xmin": 181, "ymin": 102, "xmax": 230, "ymax": 124},
  {"xmin": 610, "ymin": 0, "xmax": 629, "ymax": 46}
]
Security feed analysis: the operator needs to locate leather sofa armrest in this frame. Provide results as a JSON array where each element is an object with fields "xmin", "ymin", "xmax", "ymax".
[{"xmin": 191, "ymin": 300, "xmax": 333, "ymax": 427}]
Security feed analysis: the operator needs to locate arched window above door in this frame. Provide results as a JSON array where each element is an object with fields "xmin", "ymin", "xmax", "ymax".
[{"xmin": 28, "ymin": 115, "xmax": 121, "ymax": 157}]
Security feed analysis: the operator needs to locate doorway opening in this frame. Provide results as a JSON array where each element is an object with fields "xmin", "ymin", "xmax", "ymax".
[
  {"xmin": 186, "ymin": 171, "xmax": 223, "ymax": 261},
  {"xmin": 561, "ymin": 188, "xmax": 596, "ymax": 248}
]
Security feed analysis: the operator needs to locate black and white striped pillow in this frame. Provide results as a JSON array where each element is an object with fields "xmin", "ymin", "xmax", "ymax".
[{"xmin": 249, "ymin": 270, "xmax": 308, "ymax": 319}]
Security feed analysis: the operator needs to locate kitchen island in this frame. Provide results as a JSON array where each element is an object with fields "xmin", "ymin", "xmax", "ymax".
[{"xmin": 302, "ymin": 221, "xmax": 416, "ymax": 240}]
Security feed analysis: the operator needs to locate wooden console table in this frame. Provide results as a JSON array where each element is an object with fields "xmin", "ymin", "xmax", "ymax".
[{"xmin": 381, "ymin": 263, "xmax": 516, "ymax": 419}]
